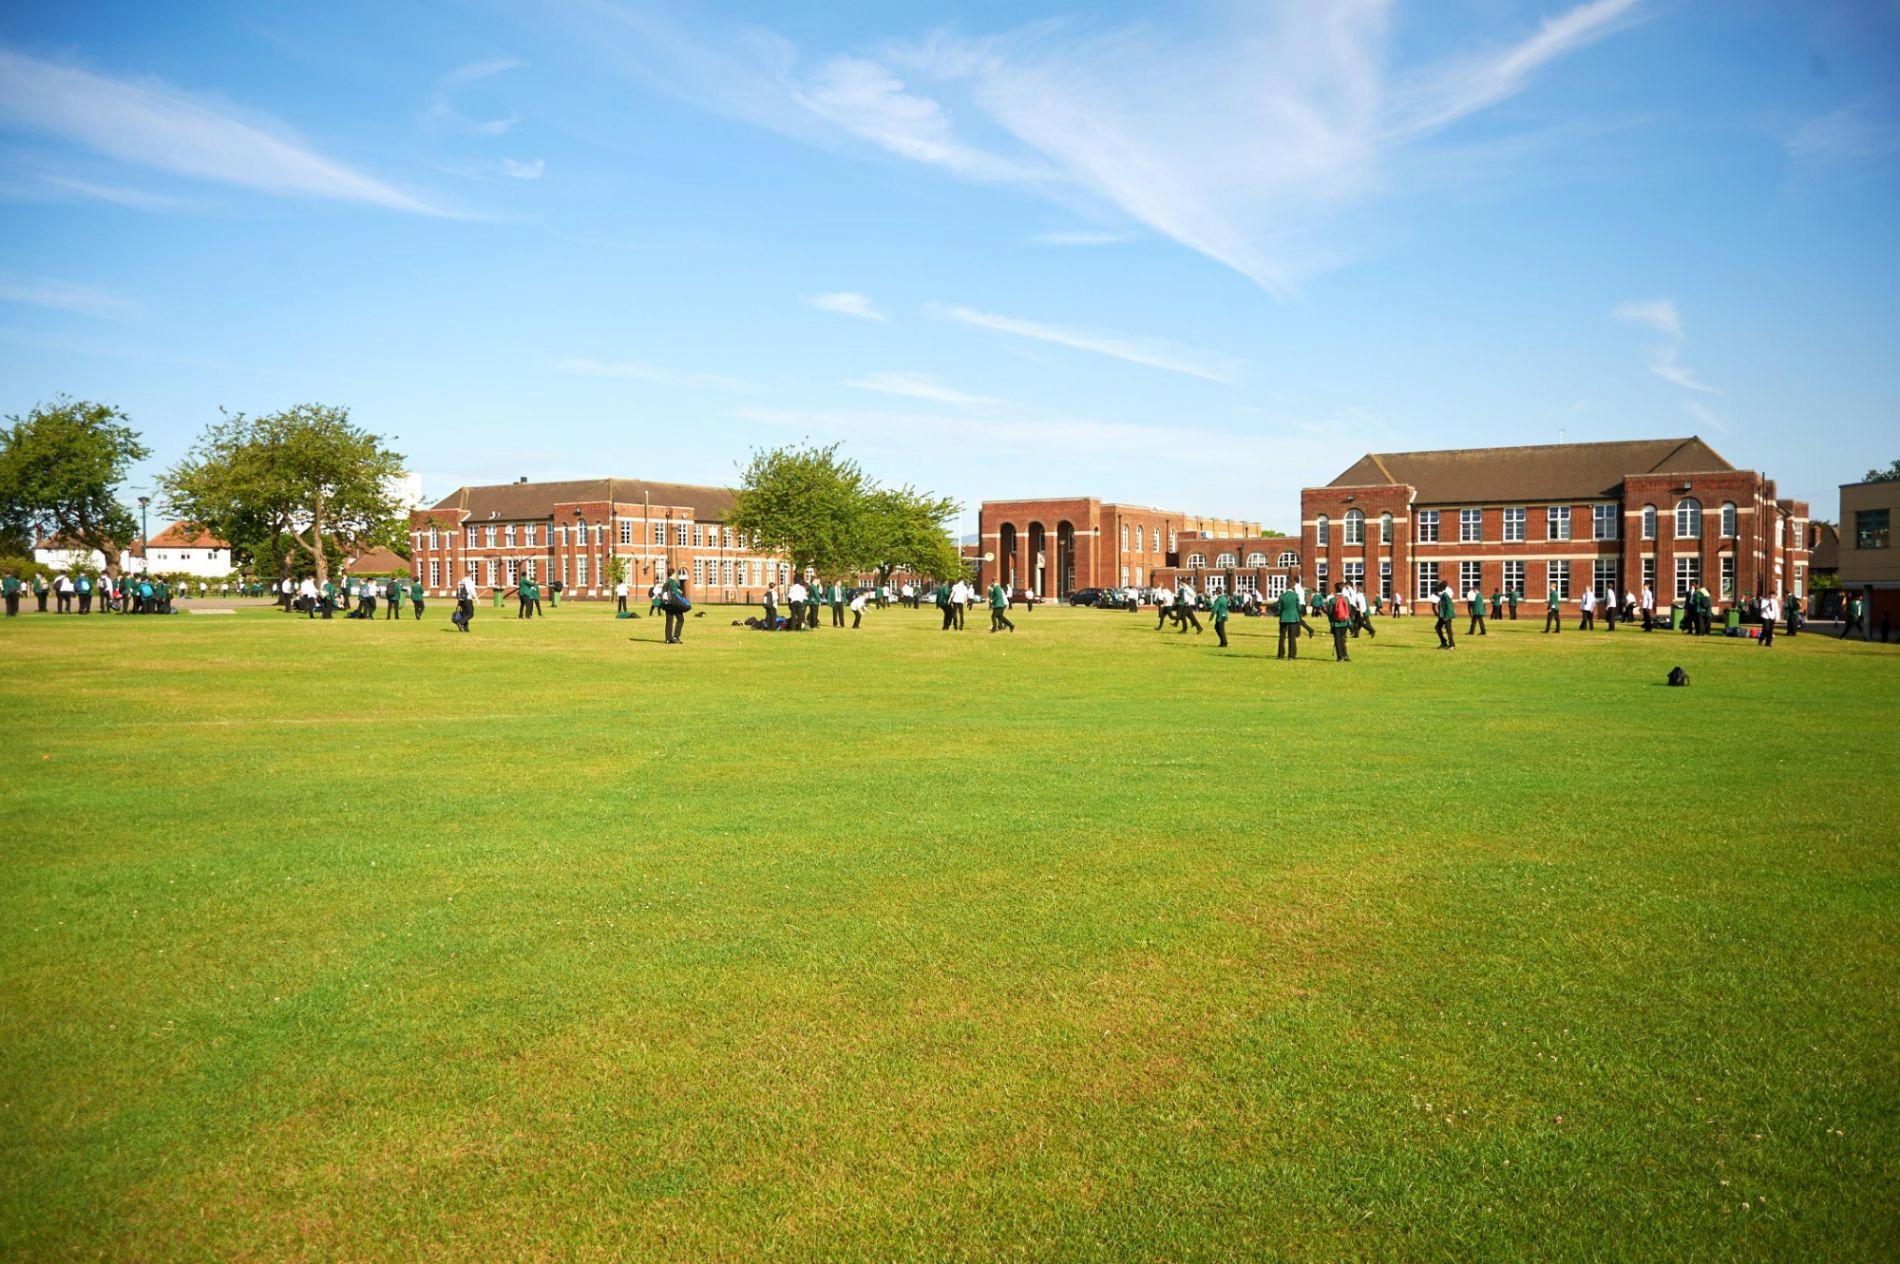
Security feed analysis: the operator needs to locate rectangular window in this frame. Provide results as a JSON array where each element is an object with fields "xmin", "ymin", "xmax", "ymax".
[
  {"xmin": 619, "ymin": 521, "xmax": 632, "ymax": 545},
  {"xmin": 1642, "ymin": 557, "xmax": 1656, "ymax": 592},
  {"xmin": 505, "ymin": 558, "xmax": 519, "ymax": 585},
  {"xmin": 524, "ymin": 559, "xmax": 537, "ymax": 582},
  {"xmin": 1379, "ymin": 560, "xmax": 1392, "ymax": 599},
  {"xmin": 1343, "ymin": 514, "xmax": 1363, "ymax": 545},
  {"xmin": 1315, "ymin": 560, "xmax": 1328, "ymax": 587},
  {"xmin": 1343, "ymin": 560, "xmax": 1364, "ymax": 587},
  {"xmin": 467, "ymin": 527, "xmax": 479, "ymax": 548},
  {"xmin": 1380, "ymin": 514, "xmax": 1393, "ymax": 545},
  {"xmin": 1460, "ymin": 561, "xmax": 1482, "ymax": 594},
  {"xmin": 1674, "ymin": 554, "xmax": 1701, "ymax": 601},
  {"xmin": 1460, "ymin": 509, "xmax": 1482, "ymax": 543},
  {"xmin": 1317, "ymin": 517, "xmax": 1330, "ymax": 546},
  {"xmin": 483, "ymin": 525, "xmax": 496, "ymax": 547},
  {"xmin": 504, "ymin": 524, "xmax": 516, "ymax": 547},
  {"xmin": 485, "ymin": 558, "xmax": 497, "ymax": 585},
  {"xmin": 528, "ymin": 524, "xmax": 541, "ymax": 547},
  {"xmin": 692, "ymin": 558, "xmax": 704, "ymax": 586},
  {"xmin": 1856, "ymin": 508, "xmax": 1891, "ymax": 550},
  {"xmin": 675, "ymin": 523, "xmax": 689, "ymax": 546},
  {"xmin": 651, "ymin": 522, "xmax": 663, "ymax": 545},
  {"xmin": 576, "ymin": 555, "xmax": 588, "ymax": 585},
  {"xmin": 1547, "ymin": 560, "xmax": 1570, "ymax": 600},
  {"xmin": 1547, "ymin": 506, "xmax": 1571, "ymax": 541},
  {"xmin": 1502, "ymin": 507, "xmax": 1526, "ymax": 542},
  {"xmin": 1417, "ymin": 510, "xmax": 1439, "ymax": 543},
  {"xmin": 1206, "ymin": 574, "xmax": 1226, "ymax": 593},
  {"xmin": 692, "ymin": 525, "xmax": 703, "ymax": 547},
  {"xmin": 1594, "ymin": 558, "xmax": 1617, "ymax": 597},
  {"xmin": 1503, "ymin": 560, "xmax": 1525, "ymax": 594},
  {"xmin": 464, "ymin": 559, "xmax": 476, "ymax": 578},
  {"xmin": 1593, "ymin": 504, "xmax": 1619, "ymax": 541},
  {"xmin": 429, "ymin": 560, "xmax": 440, "ymax": 588},
  {"xmin": 1720, "ymin": 555, "xmax": 1735, "ymax": 596},
  {"xmin": 1794, "ymin": 564, "xmax": 1806, "ymax": 598},
  {"xmin": 428, "ymin": 528, "xmax": 439, "ymax": 550},
  {"xmin": 1417, "ymin": 561, "xmax": 1438, "ymax": 597},
  {"xmin": 1265, "ymin": 574, "xmax": 1287, "ymax": 598}
]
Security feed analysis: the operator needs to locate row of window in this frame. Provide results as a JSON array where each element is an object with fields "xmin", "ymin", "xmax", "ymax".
[
  {"xmin": 417, "ymin": 521, "xmax": 751, "ymax": 552},
  {"xmin": 1117, "ymin": 524, "xmax": 1179, "ymax": 555},
  {"xmin": 439, "ymin": 555, "xmax": 789, "ymax": 589},
  {"xmin": 1315, "ymin": 500, "xmax": 1749, "ymax": 548},
  {"xmin": 1407, "ymin": 557, "xmax": 1746, "ymax": 601},
  {"xmin": 1180, "ymin": 550, "xmax": 1302, "ymax": 569}
]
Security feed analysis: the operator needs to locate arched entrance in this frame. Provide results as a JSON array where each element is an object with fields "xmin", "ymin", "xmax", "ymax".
[
  {"xmin": 999, "ymin": 522, "xmax": 1017, "ymax": 587},
  {"xmin": 1056, "ymin": 521, "xmax": 1076, "ymax": 596}
]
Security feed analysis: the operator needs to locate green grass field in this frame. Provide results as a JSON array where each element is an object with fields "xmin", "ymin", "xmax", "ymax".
[{"xmin": 2, "ymin": 600, "xmax": 1896, "ymax": 1261}]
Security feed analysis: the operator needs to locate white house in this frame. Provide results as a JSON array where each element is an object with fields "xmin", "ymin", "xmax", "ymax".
[{"xmin": 123, "ymin": 523, "xmax": 233, "ymax": 577}]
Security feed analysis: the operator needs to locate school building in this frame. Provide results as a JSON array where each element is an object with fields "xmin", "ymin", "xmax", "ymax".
[
  {"xmin": 1835, "ymin": 477, "xmax": 1899, "ymax": 625},
  {"xmin": 975, "ymin": 497, "xmax": 1260, "ymax": 596},
  {"xmin": 408, "ymin": 477, "xmax": 794, "ymax": 601},
  {"xmin": 1296, "ymin": 437, "xmax": 1810, "ymax": 609}
]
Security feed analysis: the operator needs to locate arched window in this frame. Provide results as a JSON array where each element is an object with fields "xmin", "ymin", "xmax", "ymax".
[
  {"xmin": 1245, "ymin": 551, "xmax": 1267, "ymax": 567},
  {"xmin": 1343, "ymin": 509, "xmax": 1364, "ymax": 544},
  {"xmin": 1317, "ymin": 515, "xmax": 1331, "ymax": 545},
  {"xmin": 1641, "ymin": 504, "xmax": 1657, "ymax": 540},
  {"xmin": 1676, "ymin": 498, "xmax": 1702, "ymax": 539},
  {"xmin": 1720, "ymin": 502, "xmax": 1737, "ymax": 537},
  {"xmin": 1380, "ymin": 513, "xmax": 1393, "ymax": 544},
  {"xmin": 1121, "ymin": 522, "xmax": 1129, "ymax": 550},
  {"xmin": 1186, "ymin": 552, "xmax": 1207, "ymax": 569},
  {"xmin": 1215, "ymin": 553, "xmax": 1236, "ymax": 568},
  {"xmin": 1278, "ymin": 550, "xmax": 1299, "ymax": 567},
  {"xmin": 1135, "ymin": 525, "xmax": 1144, "ymax": 552}
]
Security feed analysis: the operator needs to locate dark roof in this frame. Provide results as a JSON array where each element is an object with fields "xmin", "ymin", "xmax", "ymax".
[
  {"xmin": 343, "ymin": 546, "xmax": 409, "ymax": 575},
  {"xmin": 1327, "ymin": 437, "xmax": 1735, "ymax": 503},
  {"xmin": 144, "ymin": 522, "xmax": 229, "ymax": 550},
  {"xmin": 431, "ymin": 477, "xmax": 737, "ymax": 521},
  {"xmin": 1808, "ymin": 521, "xmax": 1839, "ymax": 570}
]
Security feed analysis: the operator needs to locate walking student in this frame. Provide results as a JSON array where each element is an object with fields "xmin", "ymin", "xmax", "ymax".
[
  {"xmin": 1578, "ymin": 586, "xmax": 1595, "ymax": 631},
  {"xmin": 1328, "ymin": 587, "xmax": 1354, "ymax": 662},
  {"xmin": 988, "ymin": 581, "xmax": 1015, "ymax": 633},
  {"xmin": 830, "ymin": 580, "xmax": 846, "ymax": 627},
  {"xmin": 2, "ymin": 570, "xmax": 19, "ymax": 617},
  {"xmin": 1467, "ymin": 587, "xmax": 1487, "ymax": 637},
  {"xmin": 1176, "ymin": 581, "xmax": 1203, "ymax": 635},
  {"xmin": 1275, "ymin": 583, "xmax": 1302, "ymax": 659},
  {"xmin": 1544, "ymin": 585, "xmax": 1562, "ymax": 634},
  {"xmin": 411, "ymin": 580, "xmax": 426, "ymax": 619},
  {"xmin": 1759, "ymin": 592, "xmax": 1779, "ymax": 647},
  {"xmin": 936, "ymin": 580, "xmax": 954, "ymax": 630},
  {"xmin": 1211, "ymin": 588, "xmax": 1230, "ymax": 647},
  {"xmin": 1435, "ymin": 584, "xmax": 1457, "ymax": 649},
  {"xmin": 662, "ymin": 569, "xmax": 689, "ymax": 644}
]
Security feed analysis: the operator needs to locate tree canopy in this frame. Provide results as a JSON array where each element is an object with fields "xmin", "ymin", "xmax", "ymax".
[
  {"xmin": 161, "ymin": 404, "xmax": 406, "ymax": 584},
  {"xmin": 1865, "ymin": 458, "xmax": 1900, "ymax": 483},
  {"xmin": 728, "ymin": 442, "xmax": 961, "ymax": 581},
  {"xmin": 0, "ymin": 398, "xmax": 150, "ymax": 571}
]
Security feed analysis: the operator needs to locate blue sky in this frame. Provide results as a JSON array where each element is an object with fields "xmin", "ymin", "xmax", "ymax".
[{"xmin": 2, "ymin": 0, "xmax": 1896, "ymax": 531}]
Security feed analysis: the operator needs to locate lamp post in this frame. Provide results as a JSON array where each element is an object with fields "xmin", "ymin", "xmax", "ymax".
[{"xmin": 137, "ymin": 495, "xmax": 150, "ymax": 576}]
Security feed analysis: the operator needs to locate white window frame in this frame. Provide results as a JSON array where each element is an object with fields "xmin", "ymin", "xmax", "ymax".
[
  {"xmin": 1343, "ymin": 510, "xmax": 1364, "ymax": 545},
  {"xmin": 1547, "ymin": 560, "xmax": 1570, "ymax": 600},
  {"xmin": 1676, "ymin": 499, "xmax": 1702, "ymax": 539},
  {"xmin": 1502, "ymin": 507, "xmax": 1525, "ymax": 542},
  {"xmin": 1674, "ymin": 554, "xmax": 1701, "ymax": 600},
  {"xmin": 1503, "ymin": 559, "xmax": 1525, "ymax": 595},
  {"xmin": 1460, "ymin": 509, "xmax": 1482, "ymax": 543},
  {"xmin": 1547, "ymin": 506, "xmax": 1571, "ymax": 542},
  {"xmin": 1417, "ymin": 511, "xmax": 1439, "ymax": 543},
  {"xmin": 1593, "ymin": 504, "xmax": 1619, "ymax": 541}
]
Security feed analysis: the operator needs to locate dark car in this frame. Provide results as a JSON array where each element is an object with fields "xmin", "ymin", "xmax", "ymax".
[{"xmin": 1068, "ymin": 588, "xmax": 1108, "ymax": 607}]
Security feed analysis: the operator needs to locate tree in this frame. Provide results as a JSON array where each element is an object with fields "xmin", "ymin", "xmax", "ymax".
[
  {"xmin": 860, "ymin": 485, "xmax": 963, "ymax": 582},
  {"xmin": 1865, "ymin": 459, "xmax": 1900, "ymax": 483},
  {"xmin": 728, "ymin": 443, "xmax": 872, "ymax": 579},
  {"xmin": 0, "ymin": 398, "xmax": 150, "ymax": 574},
  {"xmin": 161, "ymin": 404, "xmax": 405, "ymax": 585}
]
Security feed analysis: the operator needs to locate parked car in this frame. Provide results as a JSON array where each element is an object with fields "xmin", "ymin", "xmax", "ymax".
[{"xmin": 1068, "ymin": 587, "xmax": 1108, "ymax": 606}]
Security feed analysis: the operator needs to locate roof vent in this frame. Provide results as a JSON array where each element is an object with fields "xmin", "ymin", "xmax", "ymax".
[{"xmin": 518, "ymin": 476, "xmax": 528, "ymax": 484}]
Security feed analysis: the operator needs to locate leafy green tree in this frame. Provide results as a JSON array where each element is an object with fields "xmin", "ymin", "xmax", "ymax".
[
  {"xmin": 729, "ymin": 443, "xmax": 873, "ymax": 580},
  {"xmin": 860, "ymin": 485, "xmax": 962, "ymax": 582},
  {"xmin": 1864, "ymin": 458, "xmax": 1900, "ymax": 483},
  {"xmin": 162, "ymin": 404, "xmax": 405, "ymax": 585},
  {"xmin": 0, "ymin": 398, "xmax": 150, "ymax": 574}
]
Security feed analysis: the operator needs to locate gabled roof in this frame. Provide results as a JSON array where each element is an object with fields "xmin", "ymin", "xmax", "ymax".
[
  {"xmin": 432, "ymin": 477, "xmax": 736, "ymax": 522},
  {"xmin": 1327, "ymin": 436, "xmax": 1735, "ymax": 503},
  {"xmin": 343, "ymin": 546, "xmax": 409, "ymax": 575},
  {"xmin": 144, "ymin": 522, "xmax": 229, "ymax": 550},
  {"xmin": 1808, "ymin": 521, "xmax": 1839, "ymax": 570}
]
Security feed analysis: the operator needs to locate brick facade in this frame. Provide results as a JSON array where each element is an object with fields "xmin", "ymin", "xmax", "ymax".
[
  {"xmin": 977, "ymin": 498, "xmax": 1259, "ymax": 597},
  {"xmin": 1299, "ymin": 440, "xmax": 1809, "ymax": 610}
]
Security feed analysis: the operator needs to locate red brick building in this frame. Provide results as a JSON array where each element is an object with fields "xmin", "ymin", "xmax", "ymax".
[
  {"xmin": 977, "ymin": 498, "xmax": 1259, "ymax": 597},
  {"xmin": 1297, "ymin": 437, "xmax": 1809, "ymax": 611},
  {"xmin": 1151, "ymin": 536, "xmax": 1304, "ymax": 600},
  {"xmin": 409, "ymin": 477, "xmax": 793, "ymax": 601}
]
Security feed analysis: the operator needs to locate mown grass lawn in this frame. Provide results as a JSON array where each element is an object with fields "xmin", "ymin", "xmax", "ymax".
[{"xmin": 2, "ymin": 600, "xmax": 1896, "ymax": 1261}]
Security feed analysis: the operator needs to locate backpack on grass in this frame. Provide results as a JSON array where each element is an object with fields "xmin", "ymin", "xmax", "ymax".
[{"xmin": 1667, "ymin": 667, "xmax": 1689, "ymax": 687}]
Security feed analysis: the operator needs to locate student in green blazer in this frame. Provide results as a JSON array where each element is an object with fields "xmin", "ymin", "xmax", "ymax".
[
  {"xmin": 1434, "ymin": 585, "xmax": 1456, "ymax": 649},
  {"xmin": 1210, "ymin": 590, "xmax": 1230, "ymax": 648},
  {"xmin": 1276, "ymin": 586, "xmax": 1302, "ymax": 659}
]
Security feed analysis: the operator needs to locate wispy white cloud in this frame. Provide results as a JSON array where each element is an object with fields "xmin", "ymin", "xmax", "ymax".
[
  {"xmin": 1031, "ymin": 229, "xmax": 1134, "ymax": 246},
  {"xmin": 1614, "ymin": 297, "xmax": 1718, "ymax": 394},
  {"xmin": 1611, "ymin": 297, "xmax": 1682, "ymax": 340},
  {"xmin": 553, "ymin": 356, "xmax": 759, "ymax": 391},
  {"xmin": 1784, "ymin": 96, "xmax": 1900, "ymax": 163},
  {"xmin": 499, "ymin": 157, "xmax": 546, "ymax": 180},
  {"xmin": 426, "ymin": 58, "xmax": 525, "ymax": 136},
  {"xmin": 1680, "ymin": 398, "xmax": 1728, "ymax": 433},
  {"xmin": 559, "ymin": 2, "xmax": 1643, "ymax": 294},
  {"xmin": 33, "ymin": 173, "xmax": 192, "ymax": 211},
  {"xmin": 936, "ymin": 304, "xmax": 1237, "ymax": 384},
  {"xmin": 806, "ymin": 291, "xmax": 886, "ymax": 321},
  {"xmin": 0, "ymin": 277, "xmax": 135, "ymax": 320},
  {"xmin": 1648, "ymin": 343, "xmax": 1718, "ymax": 394},
  {"xmin": 0, "ymin": 47, "xmax": 444, "ymax": 214},
  {"xmin": 842, "ymin": 371, "xmax": 999, "ymax": 406}
]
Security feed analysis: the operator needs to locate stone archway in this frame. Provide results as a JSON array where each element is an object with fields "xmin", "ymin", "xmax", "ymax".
[
  {"xmin": 999, "ymin": 522, "xmax": 1018, "ymax": 587},
  {"xmin": 1056, "ymin": 521, "xmax": 1076, "ymax": 596},
  {"xmin": 1028, "ymin": 522, "xmax": 1046, "ymax": 597}
]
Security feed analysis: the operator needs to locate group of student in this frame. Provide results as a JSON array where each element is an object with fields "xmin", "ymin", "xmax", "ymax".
[
  {"xmin": 283, "ymin": 575, "xmax": 425, "ymax": 620},
  {"xmin": 750, "ymin": 579, "xmax": 892, "ymax": 632},
  {"xmin": 0, "ymin": 571, "xmax": 183, "ymax": 615}
]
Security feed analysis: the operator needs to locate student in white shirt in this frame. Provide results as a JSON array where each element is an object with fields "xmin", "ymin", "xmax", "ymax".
[
  {"xmin": 1641, "ymin": 585, "xmax": 1656, "ymax": 632},
  {"xmin": 1759, "ymin": 593, "xmax": 1779, "ymax": 647},
  {"xmin": 454, "ymin": 574, "xmax": 477, "ymax": 632},
  {"xmin": 614, "ymin": 578, "xmax": 630, "ymax": 615},
  {"xmin": 848, "ymin": 588, "xmax": 869, "ymax": 628},
  {"xmin": 1579, "ymin": 586, "xmax": 1596, "ymax": 631},
  {"xmin": 1153, "ymin": 584, "xmax": 1175, "ymax": 631}
]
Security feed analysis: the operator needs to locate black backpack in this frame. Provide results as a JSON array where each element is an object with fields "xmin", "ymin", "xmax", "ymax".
[{"xmin": 1667, "ymin": 666, "xmax": 1689, "ymax": 687}]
